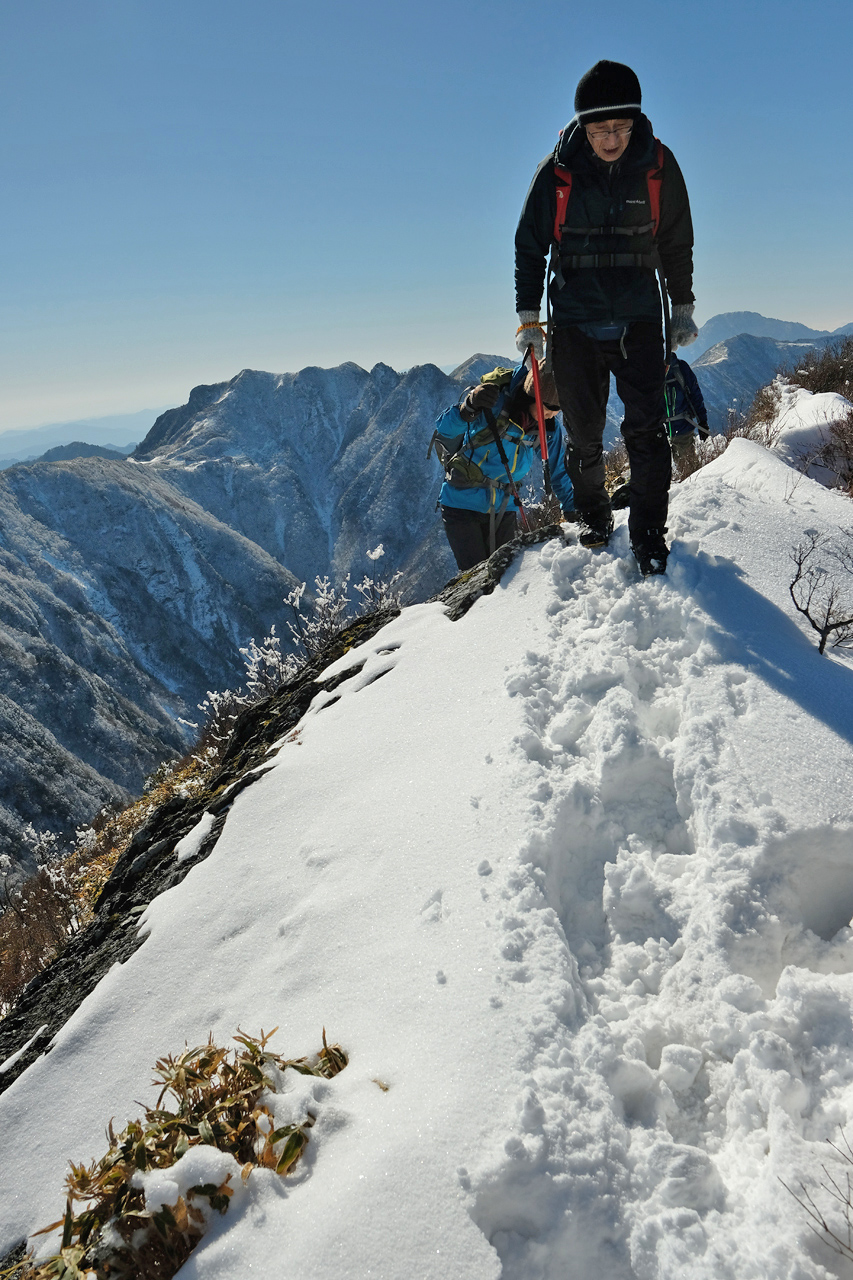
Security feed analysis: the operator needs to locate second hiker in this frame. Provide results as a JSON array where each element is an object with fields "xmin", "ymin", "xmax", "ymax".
[
  {"xmin": 665, "ymin": 352, "xmax": 709, "ymax": 461},
  {"xmin": 431, "ymin": 361, "xmax": 574, "ymax": 572}
]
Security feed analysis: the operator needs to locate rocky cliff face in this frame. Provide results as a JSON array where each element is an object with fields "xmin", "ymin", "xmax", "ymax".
[{"xmin": 132, "ymin": 361, "xmax": 473, "ymax": 592}]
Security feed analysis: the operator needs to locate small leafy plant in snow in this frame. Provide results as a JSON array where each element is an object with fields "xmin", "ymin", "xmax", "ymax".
[{"xmin": 18, "ymin": 1028, "xmax": 347, "ymax": 1280}]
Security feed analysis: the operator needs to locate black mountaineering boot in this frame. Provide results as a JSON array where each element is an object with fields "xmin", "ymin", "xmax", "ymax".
[
  {"xmin": 577, "ymin": 512, "xmax": 614, "ymax": 549},
  {"xmin": 631, "ymin": 527, "xmax": 669, "ymax": 576}
]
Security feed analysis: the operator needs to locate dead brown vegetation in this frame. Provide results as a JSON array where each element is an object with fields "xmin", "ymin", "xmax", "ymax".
[
  {"xmin": 782, "ymin": 335, "xmax": 853, "ymax": 397},
  {"xmin": 0, "ymin": 751, "xmax": 217, "ymax": 1017}
]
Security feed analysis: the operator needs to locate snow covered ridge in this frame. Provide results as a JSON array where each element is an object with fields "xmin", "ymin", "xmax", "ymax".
[{"xmin": 3, "ymin": 440, "xmax": 853, "ymax": 1277}]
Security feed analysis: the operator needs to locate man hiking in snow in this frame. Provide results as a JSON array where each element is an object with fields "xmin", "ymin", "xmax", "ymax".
[
  {"xmin": 665, "ymin": 352, "xmax": 709, "ymax": 461},
  {"xmin": 514, "ymin": 59, "xmax": 696, "ymax": 575},
  {"xmin": 432, "ymin": 360, "xmax": 574, "ymax": 571}
]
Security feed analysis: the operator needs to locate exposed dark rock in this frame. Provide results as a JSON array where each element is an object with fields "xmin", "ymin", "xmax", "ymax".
[
  {"xmin": 0, "ymin": 1239, "xmax": 27, "ymax": 1276},
  {"xmin": 0, "ymin": 526, "xmax": 567, "ymax": 1095},
  {"xmin": 431, "ymin": 524, "xmax": 565, "ymax": 620}
]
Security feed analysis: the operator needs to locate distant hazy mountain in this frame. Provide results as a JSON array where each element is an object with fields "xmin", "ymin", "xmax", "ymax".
[
  {"xmin": 0, "ymin": 408, "xmax": 165, "ymax": 470},
  {"xmin": 38, "ymin": 442, "xmax": 129, "ymax": 463},
  {"xmin": 692, "ymin": 311, "xmax": 853, "ymax": 359}
]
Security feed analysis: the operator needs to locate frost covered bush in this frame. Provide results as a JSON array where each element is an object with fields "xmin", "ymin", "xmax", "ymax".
[
  {"xmin": 285, "ymin": 547, "xmax": 403, "ymax": 662},
  {"xmin": 725, "ymin": 381, "xmax": 784, "ymax": 449},
  {"xmin": 784, "ymin": 1129, "xmax": 853, "ymax": 1264},
  {"xmin": 18, "ymin": 1028, "xmax": 347, "ymax": 1280},
  {"xmin": 522, "ymin": 491, "xmax": 563, "ymax": 531},
  {"xmin": 0, "ymin": 829, "xmax": 80, "ymax": 1013},
  {"xmin": 796, "ymin": 406, "xmax": 853, "ymax": 496},
  {"xmin": 191, "ymin": 547, "xmax": 404, "ymax": 758},
  {"xmin": 0, "ymin": 759, "xmax": 217, "ymax": 1016},
  {"xmin": 604, "ymin": 439, "xmax": 629, "ymax": 490}
]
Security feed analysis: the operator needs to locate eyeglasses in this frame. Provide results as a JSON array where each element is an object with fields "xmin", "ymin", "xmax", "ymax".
[{"xmin": 585, "ymin": 124, "xmax": 633, "ymax": 140}]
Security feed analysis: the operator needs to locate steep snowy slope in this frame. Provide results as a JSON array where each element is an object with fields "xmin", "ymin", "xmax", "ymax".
[
  {"xmin": 2, "ymin": 442, "xmax": 853, "ymax": 1279},
  {"xmin": 0, "ymin": 459, "xmax": 299, "ymax": 863}
]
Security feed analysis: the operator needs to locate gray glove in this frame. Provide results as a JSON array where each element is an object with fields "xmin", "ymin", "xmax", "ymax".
[
  {"xmin": 516, "ymin": 312, "xmax": 545, "ymax": 359},
  {"xmin": 671, "ymin": 303, "xmax": 698, "ymax": 348}
]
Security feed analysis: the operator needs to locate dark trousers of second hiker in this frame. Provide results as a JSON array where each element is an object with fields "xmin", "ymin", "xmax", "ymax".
[
  {"xmin": 441, "ymin": 506, "xmax": 517, "ymax": 571},
  {"xmin": 552, "ymin": 322, "xmax": 671, "ymax": 538}
]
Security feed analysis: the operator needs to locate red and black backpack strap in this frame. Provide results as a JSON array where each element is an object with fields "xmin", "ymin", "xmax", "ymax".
[
  {"xmin": 552, "ymin": 165, "xmax": 573, "ymax": 245},
  {"xmin": 646, "ymin": 139, "xmax": 671, "ymax": 350},
  {"xmin": 646, "ymin": 138, "xmax": 665, "ymax": 235}
]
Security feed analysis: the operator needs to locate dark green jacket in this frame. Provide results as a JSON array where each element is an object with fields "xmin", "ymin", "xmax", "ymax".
[{"xmin": 515, "ymin": 115, "xmax": 694, "ymax": 327}]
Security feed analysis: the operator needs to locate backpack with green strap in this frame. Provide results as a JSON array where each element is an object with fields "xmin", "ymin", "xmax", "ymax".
[{"xmin": 427, "ymin": 367, "xmax": 521, "ymax": 490}]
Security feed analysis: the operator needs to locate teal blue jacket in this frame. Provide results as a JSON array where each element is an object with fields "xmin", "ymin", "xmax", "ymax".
[{"xmin": 434, "ymin": 367, "xmax": 574, "ymax": 516}]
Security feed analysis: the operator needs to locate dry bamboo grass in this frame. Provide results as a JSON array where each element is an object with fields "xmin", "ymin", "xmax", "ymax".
[{"xmin": 18, "ymin": 1028, "xmax": 347, "ymax": 1280}]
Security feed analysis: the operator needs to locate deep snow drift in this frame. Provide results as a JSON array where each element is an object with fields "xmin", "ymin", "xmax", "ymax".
[{"xmin": 2, "ymin": 425, "xmax": 853, "ymax": 1279}]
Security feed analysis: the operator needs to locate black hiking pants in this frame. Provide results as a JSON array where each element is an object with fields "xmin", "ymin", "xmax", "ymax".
[
  {"xmin": 551, "ymin": 322, "xmax": 671, "ymax": 536},
  {"xmin": 441, "ymin": 505, "xmax": 518, "ymax": 571}
]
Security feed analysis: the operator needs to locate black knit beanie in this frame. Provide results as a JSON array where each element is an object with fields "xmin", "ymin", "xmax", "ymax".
[{"xmin": 574, "ymin": 60, "xmax": 642, "ymax": 124}]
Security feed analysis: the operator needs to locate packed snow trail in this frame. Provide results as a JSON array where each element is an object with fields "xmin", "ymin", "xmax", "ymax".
[{"xmin": 1, "ymin": 439, "xmax": 853, "ymax": 1279}]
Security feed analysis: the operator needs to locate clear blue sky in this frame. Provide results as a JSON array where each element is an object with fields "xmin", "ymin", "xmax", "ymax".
[{"xmin": 1, "ymin": 0, "xmax": 851, "ymax": 429}]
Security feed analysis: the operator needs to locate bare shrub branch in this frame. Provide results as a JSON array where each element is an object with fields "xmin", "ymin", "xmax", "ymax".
[
  {"xmin": 783, "ymin": 1129, "xmax": 853, "ymax": 1262},
  {"xmin": 789, "ymin": 532, "xmax": 853, "ymax": 654}
]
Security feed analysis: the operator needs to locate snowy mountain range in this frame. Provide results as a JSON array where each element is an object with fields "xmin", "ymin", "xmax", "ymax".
[
  {"xmin": 2, "ymin": 390, "xmax": 853, "ymax": 1278},
  {"xmin": 0, "ymin": 457, "xmax": 301, "ymax": 864},
  {"xmin": 692, "ymin": 311, "xmax": 853, "ymax": 359}
]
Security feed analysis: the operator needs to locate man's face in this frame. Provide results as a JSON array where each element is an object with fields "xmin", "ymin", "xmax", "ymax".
[{"xmin": 585, "ymin": 118, "xmax": 633, "ymax": 163}]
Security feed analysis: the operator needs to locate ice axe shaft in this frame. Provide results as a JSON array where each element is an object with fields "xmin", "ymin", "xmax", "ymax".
[{"xmin": 528, "ymin": 346, "xmax": 553, "ymax": 495}]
